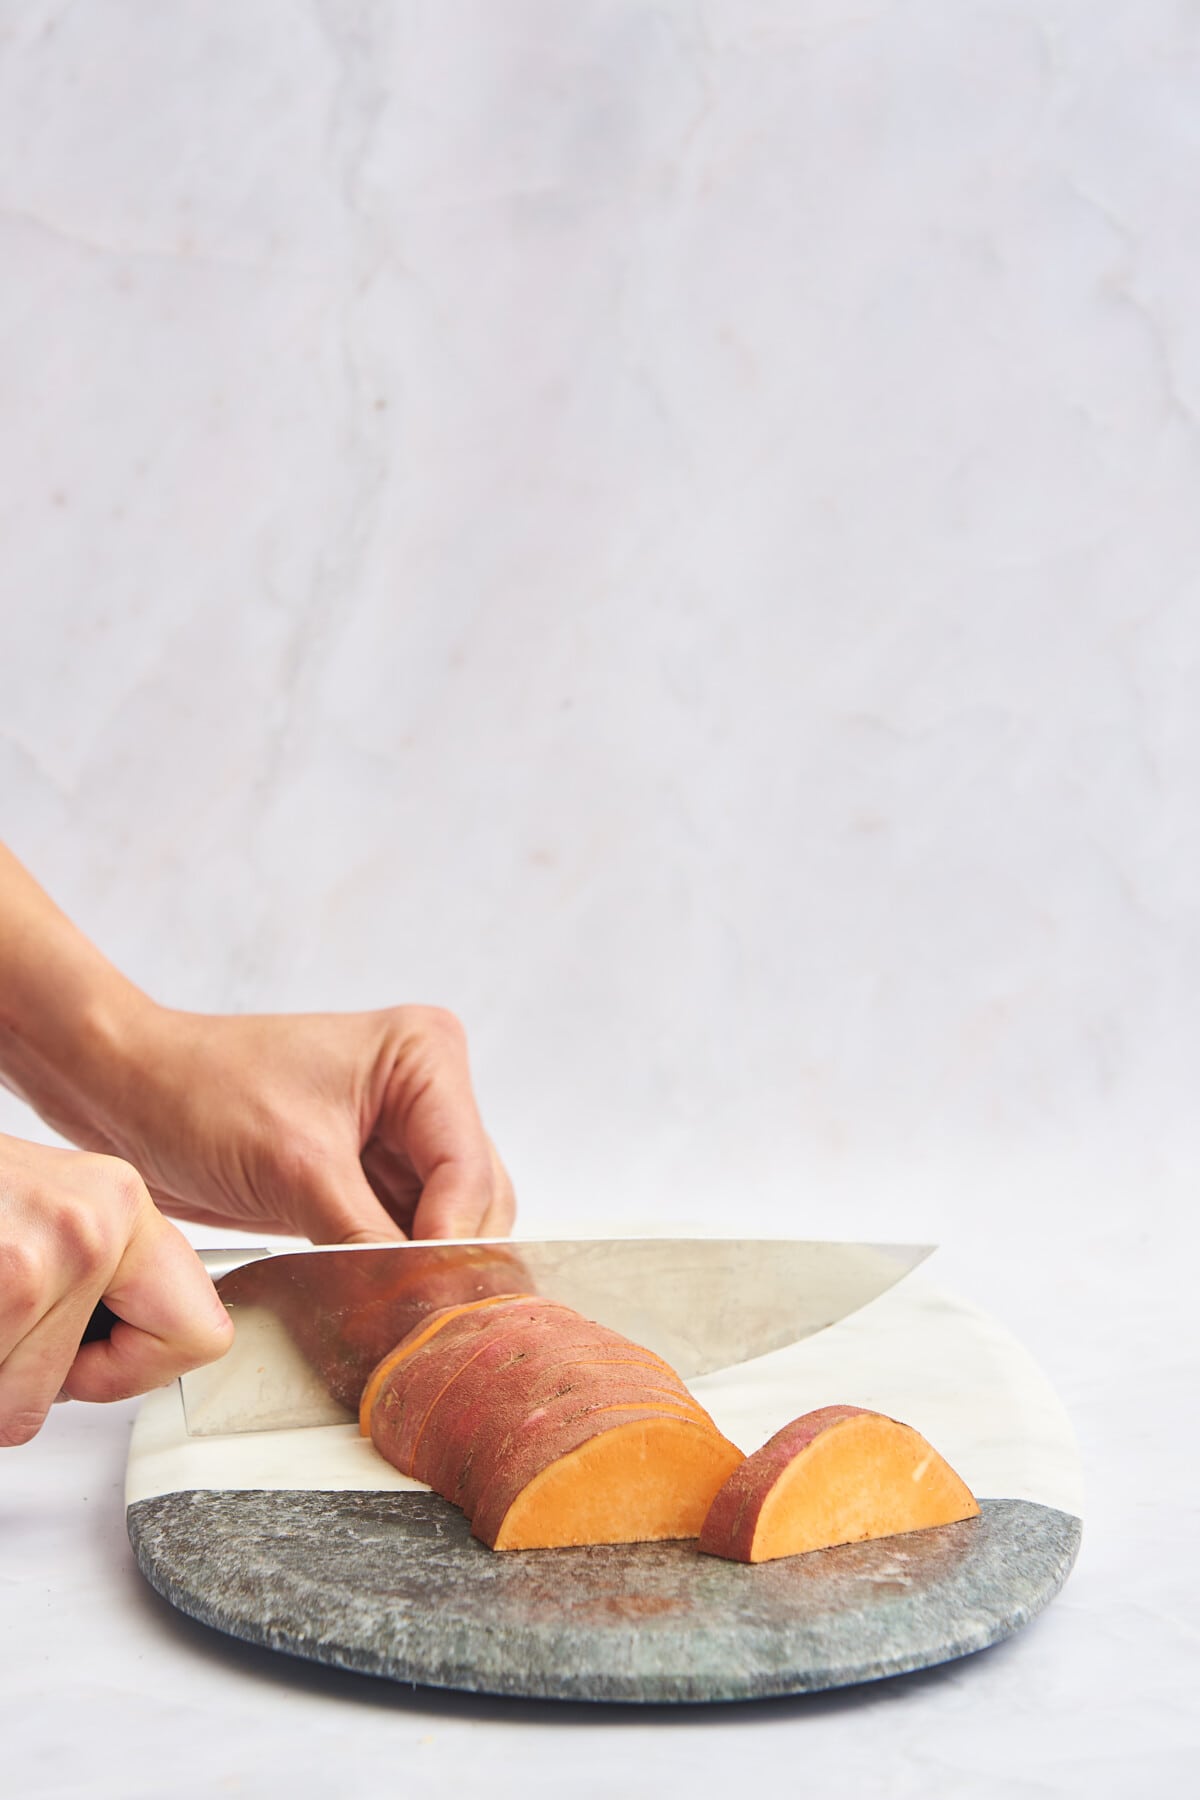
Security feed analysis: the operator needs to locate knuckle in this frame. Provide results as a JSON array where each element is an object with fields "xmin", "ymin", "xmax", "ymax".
[
  {"xmin": 179, "ymin": 1327, "xmax": 234, "ymax": 1372},
  {"xmin": 416, "ymin": 1005, "xmax": 466, "ymax": 1043},
  {"xmin": 53, "ymin": 1202, "xmax": 117, "ymax": 1282},
  {"xmin": 197, "ymin": 1307, "xmax": 236, "ymax": 1357},
  {"xmin": 0, "ymin": 1241, "xmax": 45, "ymax": 1322},
  {"xmin": 89, "ymin": 1154, "xmax": 150, "ymax": 1215}
]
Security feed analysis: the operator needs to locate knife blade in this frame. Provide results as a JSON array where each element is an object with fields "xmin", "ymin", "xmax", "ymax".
[{"xmin": 174, "ymin": 1236, "xmax": 933, "ymax": 1438}]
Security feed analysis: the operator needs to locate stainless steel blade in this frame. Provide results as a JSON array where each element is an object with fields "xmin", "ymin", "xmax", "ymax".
[{"xmin": 179, "ymin": 1236, "xmax": 934, "ymax": 1437}]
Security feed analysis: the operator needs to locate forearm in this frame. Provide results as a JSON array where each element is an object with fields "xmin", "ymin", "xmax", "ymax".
[{"xmin": 0, "ymin": 843, "xmax": 157, "ymax": 1150}]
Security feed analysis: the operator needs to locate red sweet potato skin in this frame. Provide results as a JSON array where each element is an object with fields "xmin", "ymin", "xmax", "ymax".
[
  {"xmin": 369, "ymin": 1303, "xmax": 701, "ymax": 1492},
  {"xmin": 370, "ymin": 1304, "xmax": 604, "ymax": 1485},
  {"xmin": 369, "ymin": 1300, "xmax": 576, "ymax": 1471},
  {"xmin": 406, "ymin": 1313, "xmax": 624, "ymax": 1491},
  {"xmin": 697, "ymin": 1406, "xmax": 869, "ymax": 1562}
]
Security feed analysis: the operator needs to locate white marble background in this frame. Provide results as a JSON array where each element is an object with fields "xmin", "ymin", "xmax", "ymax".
[{"xmin": 1, "ymin": 3, "xmax": 1196, "ymax": 1794}]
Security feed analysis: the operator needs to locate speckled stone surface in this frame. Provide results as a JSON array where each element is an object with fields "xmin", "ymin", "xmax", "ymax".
[{"xmin": 126, "ymin": 1491, "xmax": 1081, "ymax": 1703}]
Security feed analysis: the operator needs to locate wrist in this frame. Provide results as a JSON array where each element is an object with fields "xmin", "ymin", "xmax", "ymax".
[
  {"xmin": 70, "ymin": 981, "xmax": 171, "ymax": 1153},
  {"xmin": 0, "ymin": 952, "xmax": 162, "ymax": 1155},
  {"xmin": 0, "ymin": 844, "xmax": 171, "ymax": 1158}
]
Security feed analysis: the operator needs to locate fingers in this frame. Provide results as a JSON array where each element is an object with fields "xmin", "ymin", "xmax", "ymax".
[
  {"xmin": 63, "ymin": 1200, "xmax": 234, "ymax": 1403},
  {"xmin": 292, "ymin": 1152, "xmax": 408, "ymax": 1247},
  {"xmin": 372, "ymin": 1008, "xmax": 516, "ymax": 1241},
  {"xmin": 409, "ymin": 1135, "xmax": 517, "ymax": 1241},
  {"xmin": 478, "ymin": 1139, "xmax": 517, "ymax": 1239},
  {"xmin": 0, "ymin": 1139, "xmax": 233, "ymax": 1445}
]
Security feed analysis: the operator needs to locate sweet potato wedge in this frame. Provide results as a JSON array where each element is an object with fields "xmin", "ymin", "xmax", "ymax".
[{"xmin": 697, "ymin": 1404, "xmax": 980, "ymax": 1563}]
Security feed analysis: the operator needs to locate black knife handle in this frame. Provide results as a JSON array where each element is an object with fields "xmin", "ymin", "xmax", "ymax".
[{"xmin": 80, "ymin": 1300, "xmax": 120, "ymax": 1345}]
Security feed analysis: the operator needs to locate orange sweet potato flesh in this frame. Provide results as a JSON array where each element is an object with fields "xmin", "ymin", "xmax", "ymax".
[
  {"xmin": 450, "ymin": 1382, "xmax": 716, "ymax": 1522},
  {"xmin": 698, "ymin": 1405, "xmax": 980, "ymax": 1563},
  {"xmin": 484, "ymin": 1415, "xmax": 746, "ymax": 1551}
]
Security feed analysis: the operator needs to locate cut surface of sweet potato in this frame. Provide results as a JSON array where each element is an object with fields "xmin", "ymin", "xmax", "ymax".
[
  {"xmin": 482, "ymin": 1414, "xmax": 747, "ymax": 1551},
  {"xmin": 698, "ymin": 1405, "xmax": 980, "ymax": 1563}
]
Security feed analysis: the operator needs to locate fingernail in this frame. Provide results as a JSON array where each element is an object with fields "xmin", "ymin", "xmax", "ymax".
[{"xmin": 53, "ymin": 1390, "xmax": 72, "ymax": 1405}]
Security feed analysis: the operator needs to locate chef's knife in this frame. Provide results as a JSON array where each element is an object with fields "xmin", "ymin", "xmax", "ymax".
[{"xmin": 169, "ymin": 1236, "xmax": 933, "ymax": 1438}]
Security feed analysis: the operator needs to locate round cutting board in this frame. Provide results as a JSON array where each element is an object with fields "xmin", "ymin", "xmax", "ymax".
[
  {"xmin": 124, "ymin": 1275, "xmax": 1083, "ymax": 1703},
  {"xmin": 127, "ymin": 1489, "xmax": 1078, "ymax": 1703}
]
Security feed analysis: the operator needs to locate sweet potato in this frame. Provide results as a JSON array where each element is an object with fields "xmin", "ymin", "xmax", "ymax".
[
  {"xmin": 363, "ymin": 1302, "xmax": 745, "ymax": 1550},
  {"xmin": 358, "ymin": 1295, "xmax": 570, "ymax": 1438},
  {"xmin": 370, "ymin": 1306, "xmax": 603, "ymax": 1486},
  {"xmin": 446, "ymin": 1380, "xmax": 715, "ymax": 1523},
  {"xmin": 369, "ymin": 1301, "xmax": 629, "ymax": 1475},
  {"xmin": 478, "ymin": 1413, "xmax": 745, "ymax": 1551},
  {"xmin": 413, "ymin": 1327, "xmax": 695, "ymax": 1501},
  {"xmin": 697, "ymin": 1404, "xmax": 980, "ymax": 1563}
]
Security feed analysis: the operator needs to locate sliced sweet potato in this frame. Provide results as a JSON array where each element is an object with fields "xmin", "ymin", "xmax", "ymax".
[
  {"xmin": 697, "ymin": 1404, "xmax": 980, "ymax": 1563},
  {"xmin": 372, "ymin": 1307, "xmax": 616, "ymax": 1489},
  {"xmin": 465, "ymin": 1391, "xmax": 726, "ymax": 1525},
  {"xmin": 384, "ymin": 1306, "xmax": 607, "ymax": 1476},
  {"xmin": 504, "ymin": 1354, "xmax": 707, "ymax": 1427},
  {"xmin": 478, "ymin": 1413, "xmax": 746, "ymax": 1550},
  {"xmin": 360, "ymin": 1295, "xmax": 584, "ymax": 1440},
  {"xmin": 449, "ymin": 1381, "xmax": 718, "ymax": 1522},
  {"xmin": 364, "ymin": 1297, "xmax": 746, "ymax": 1550},
  {"xmin": 400, "ymin": 1312, "xmax": 623, "ymax": 1484},
  {"xmin": 415, "ymin": 1342, "xmax": 703, "ymax": 1503}
]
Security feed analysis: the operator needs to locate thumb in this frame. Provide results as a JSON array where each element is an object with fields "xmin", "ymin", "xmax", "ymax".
[{"xmin": 66, "ymin": 1205, "xmax": 234, "ymax": 1403}]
